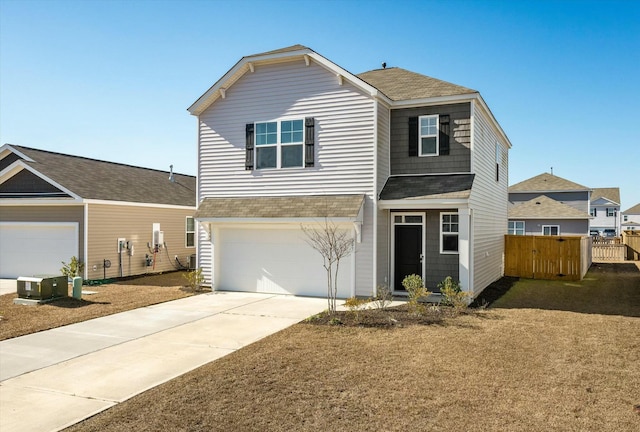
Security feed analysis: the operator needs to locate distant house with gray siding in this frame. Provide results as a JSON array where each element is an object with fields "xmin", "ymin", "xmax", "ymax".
[
  {"xmin": 189, "ymin": 45, "xmax": 511, "ymax": 299},
  {"xmin": 0, "ymin": 144, "xmax": 196, "ymax": 280},
  {"xmin": 508, "ymin": 173, "xmax": 591, "ymax": 236},
  {"xmin": 621, "ymin": 203, "xmax": 640, "ymax": 232}
]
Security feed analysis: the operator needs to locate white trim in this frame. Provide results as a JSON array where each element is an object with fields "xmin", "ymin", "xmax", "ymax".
[
  {"xmin": 197, "ymin": 217, "xmax": 360, "ymax": 225},
  {"xmin": 508, "ymin": 220, "xmax": 525, "ymax": 235},
  {"xmin": 458, "ymin": 208, "xmax": 471, "ymax": 293},
  {"xmin": 83, "ymin": 202, "xmax": 89, "ymax": 279},
  {"xmin": 185, "ymin": 216, "xmax": 196, "ymax": 248},
  {"xmin": 378, "ymin": 199, "xmax": 468, "ymax": 210},
  {"xmin": 82, "ymin": 199, "xmax": 195, "ymax": 210},
  {"xmin": 418, "ymin": 114, "xmax": 439, "ymax": 157},
  {"xmin": 542, "ymin": 225, "xmax": 560, "ymax": 235},
  {"xmin": 390, "ymin": 212, "xmax": 426, "ymax": 292},
  {"xmin": 470, "ymin": 100, "xmax": 475, "ymax": 174},
  {"xmin": 0, "ymin": 144, "xmax": 35, "ymax": 162},
  {"xmin": 254, "ymin": 118, "xmax": 305, "ymax": 169},
  {"xmin": 0, "ymin": 160, "xmax": 82, "ymax": 200},
  {"xmin": 0, "ymin": 199, "xmax": 82, "ymax": 206},
  {"xmin": 372, "ymin": 99, "xmax": 378, "ymax": 295}
]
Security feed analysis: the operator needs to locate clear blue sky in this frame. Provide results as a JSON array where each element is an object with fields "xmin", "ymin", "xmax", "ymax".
[{"xmin": 1, "ymin": 0, "xmax": 638, "ymax": 208}]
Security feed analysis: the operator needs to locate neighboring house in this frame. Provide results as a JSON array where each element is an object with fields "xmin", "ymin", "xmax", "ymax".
[
  {"xmin": 621, "ymin": 203, "xmax": 640, "ymax": 232},
  {"xmin": 188, "ymin": 45, "xmax": 511, "ymax": 299},
  {"xmin": 508, "ymin": 173, "xmax": 591, "ymax": 236},
  {"xmin": 589, "ymin": 187, "xmax": 621, "ymax": 236},
  {"xmin": 0, "ymin": 144, "xmax": 196, "ymax": 280}
]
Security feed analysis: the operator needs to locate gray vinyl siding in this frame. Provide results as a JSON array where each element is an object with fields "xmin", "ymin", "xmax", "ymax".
[
  {"xmin": 86, "ymin": 204, "xmax": 195, "ymax": 280},
  {"xmin": 512, "ymin": 219, "xmax": 589, "ymax": 236},
  {"xmin": 376, "ymin": 102, "xmax": 391, "ymax": 289},
  {"xmin": 468, "ymin": 101, "xmax": 509, "ymax": 297},
  {"xmin": 425, "ymin": 210, "xmax": 459, "ymax": 290},
  {"xmin": 197, "ymin": 59, "xmax": 376, "ymax": 295},
  {"xmin": 509, "ymin": 191, "xmax": 590, "ymax": 213},
  {"xmin": 0, "ymin": 205, "xmax": 84, "ymax": 266},
  {"xmin": 389, "ymin": 102, "xmax": 471, "ymax": 175}
]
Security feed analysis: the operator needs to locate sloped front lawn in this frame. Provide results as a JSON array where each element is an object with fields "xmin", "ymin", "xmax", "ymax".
[{"xmin": 65, "ymin": 263, "xmax": 640, "ymax": 432}]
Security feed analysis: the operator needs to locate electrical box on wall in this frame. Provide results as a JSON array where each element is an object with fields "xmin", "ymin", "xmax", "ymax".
[
  {"xmin": 153, "ymin": 230, "xmax": 164, "ymax": 247},
  {"xmin": 117, "ymin": 238, "xmax": 127, "ymax": 253}
]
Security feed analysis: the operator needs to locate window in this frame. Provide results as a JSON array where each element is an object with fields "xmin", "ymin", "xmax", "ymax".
[
  {"xmin": 542, "ymin": 225, "xmax": 560, "ymax": 236},
  {"xmin": 441, "ymin": 212, "xmax": 459, "ymax": 253},
  {"xmin": 624, "ymin": 215, "xmax": 628, "ymax": 222},
  {"xmin": 419, "ymin": 115, "xmax": 439, "ymax": 156},
  {"xmin": 606, "ymin": 208, "xmax": 616, "ymax": 217},
  {"xmin": 590, "ymin": 207, "xmax": 597, "ymax": 217},
  {"xmin": 255, "ymin": 119, "xmax": 304, "ymax": 169},
  {"xmin": 508, "ymin": 221, "xmax": 525, "ymax": 235},
  {"xmin": 186, "ymin": 217, "xmax": 195, "ymax": 247}
]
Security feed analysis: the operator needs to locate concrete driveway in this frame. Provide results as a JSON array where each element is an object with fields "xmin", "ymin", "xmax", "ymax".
[{"xmin": 0, "ymin": 291, "xmax": 327, "ymax": 432}]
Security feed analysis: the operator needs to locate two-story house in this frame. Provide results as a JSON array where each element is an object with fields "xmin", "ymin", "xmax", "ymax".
[
  {"xmin": 189, "ymin": 45, "xmax": 511, "ymax": 299},
  {"xmin": 590, "ymin": 188, "xmax": 621, "ymax": 236},
  {"xmin": 508, "ymin": 173, "xmax": 592, "ymax": 236},
  {"xmin": 621, "ymin": 203, "xmax": 640, "ymax": 232}
]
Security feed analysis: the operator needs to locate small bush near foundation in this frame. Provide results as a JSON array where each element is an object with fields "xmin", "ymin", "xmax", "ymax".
[
  {"xmin": 183, "ymin": 268, "xmax": 205, "ymax": 292},
  {"xmin": 61, "ymin": 256, "xmax": 84, "ymax": 278},
  {"xmin": 438, "ymin": 276, "xmax": 469, "ymax": 310},
  {"xmin": 402, "ymin": 274, "xmax": 430, "ymax": 316},
  {"xmin": 373, "ymin": 284, "xmax": 393, "ymax": 310},
  {"xmin": 343, "ymin": 297, "xmax": 369, "ymax": 323}
]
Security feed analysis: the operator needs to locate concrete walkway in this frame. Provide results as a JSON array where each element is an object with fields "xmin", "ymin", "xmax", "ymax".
[{"xmin": 0, "ymin": 292, "xmax": 327, "ymax": 432}]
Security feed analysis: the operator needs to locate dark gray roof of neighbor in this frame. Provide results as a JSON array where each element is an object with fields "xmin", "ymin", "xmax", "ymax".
[
  {"xmin": 508, "ymin": 195, "xmax": 591, "ymax": 219},
  {"xmin": 357, "ymin": 67, "xmax": 477, "ymax": 101},
  {"xmin": 5, "ymin": 145, "xmax": 196, "ymax": 207},
  {"xmin": 509, "ymin": 172, "xmax": 590, "ymax": 193},
  {"xmin": 591, "ymin": 187, "xmax": 620, "ymax": 204},
  {"xmin": 195, "ymin": 194, "xmax": 365, "ymax": 219},
  {"xmin": 379, "ymin": 174, "xmax": 475, "ymax": 201}
]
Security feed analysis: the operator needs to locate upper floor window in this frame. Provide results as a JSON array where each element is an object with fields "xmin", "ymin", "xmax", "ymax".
[
  {"xmin": 590, "ymin": 207, "xmax": 597, "ymax": 217},
  {"xmin": 624, "ymin": 215, "xmax": 628, "ymax": 222},
  {"xmin": 606, "ymin": 208, "xmax": 616, "ymax": 217},
  {"xmin": 441, "ymin": 212, "xmax": 459, "ymax": 253},
  {"xmin": 542, "ymin": 225, "xmax": 560, "ymax": 236},
  {"xmin": 419, "ymin": 115, "xmax": 439, "ymax": 156},
  {"xmin": 508, "ymin": 221, "xmax": 525, "ymax": 235},
  {"xmin": 186, "ymin": 217, "xmax": 195, "ymax": 248},
  {"xmin": 255, "ymin": 119, "xmax": 304, "ymax": 169}
]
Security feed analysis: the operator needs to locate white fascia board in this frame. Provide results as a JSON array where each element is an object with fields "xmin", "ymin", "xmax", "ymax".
[
  {"xmin": 83, "ymin": 199, "xmax": 196, "ymax": 211},
  {"xmin": 0, "ymin": 144, "xmax": 35, "ymax": 162},
  {"xmin": 0, "ymin": 160, "xmax": 82, "ymax": 200},
  {"xmin": 378, "ymin": 199, "xmax": 469, "ymax": 210},
  {"xmin": 187, "ymin": 48, "xmax": 388, "ymax": 116},
  {"xmin": 197, "ymin": 217, "xmax": 359, "ymax": 225}
]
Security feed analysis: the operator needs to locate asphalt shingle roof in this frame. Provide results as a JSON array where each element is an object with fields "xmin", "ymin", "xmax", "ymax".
[
  {"xmin": 622, "ymin": 203, "xmax": 640, "ymax": 214},
  {"xmin": 357, "ymin": 67, "xmax": 477, "ymax": 101},
  {"xmin": 5, "ymin": 145, "xmax": 196, "ymax": 207},
  {"xmin": 195, "ymin": 194, "xmax": 365, "ymax": 219},
  {"xmin": 591, "ymin": 187, "xmax": 620, "ymax": 204},
  {"xmin": 379, "ymin": 174, "xmax": 474, "ymax": 200},
  {"xmin": 508, "ymin": 195, "xmax": 591, "ymax": 219},
  {"xmin": 509, "ymin": 173, "xmax": 590, "ymax": 193}
]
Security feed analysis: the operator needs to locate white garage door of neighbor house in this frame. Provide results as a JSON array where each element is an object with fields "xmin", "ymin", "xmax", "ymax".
[
  {"xmin": 0, "ymin": 223, "xmax": 79, "ymax": 279},
  {"xmin": 218, "ymin": 227, "xmax": 352, "ymax": 298}
]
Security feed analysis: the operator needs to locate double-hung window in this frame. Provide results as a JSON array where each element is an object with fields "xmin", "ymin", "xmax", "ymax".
[
  {"xmin": 441, "ymin": 212, "xmax": 459, "ymax": 253},
  {"xmin": 590, "ymin": 207, "xmax": 597, "ymax": 217},
  {"xmin": 606, "ymin": 208, "xmax": 616, "ymax": 217},
  {"xmin": 508, "ymin": 221, "xmax": 525, "ymax": 235},
  {"xmin": 542, "ymin": 225, "xmax": 560, "ymax": 236},
  {"xmin": 185, "ymin": 217, "xmax": 195, "ymax": 248},
  {"xmin": 255, "ymin": 119, "xmax": 304, "ymax": 169},
  {"xmin": 419, "ymin": 115, "xmax": 439, "ymax": 156}
]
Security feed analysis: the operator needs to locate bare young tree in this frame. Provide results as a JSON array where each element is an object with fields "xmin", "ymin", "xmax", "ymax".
[{"xmin": 302, "ymin": 219, "xmax": 354, "ymax": 314}]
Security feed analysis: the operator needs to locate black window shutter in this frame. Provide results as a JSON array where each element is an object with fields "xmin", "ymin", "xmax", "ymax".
[
  {"xmin": 439, "ymin": 115, "xmax": 450, "ymax": 155},
  {"xmin": 305, "ymin": 117, "xmax": 315, "ymax": 167},
  {"xmin": 245, "ymin": 123, "xmax": 254, "ymax": 170},
  {"xmin": 408, "ymin": 117, "xmax": 418, "ymax": 157}
]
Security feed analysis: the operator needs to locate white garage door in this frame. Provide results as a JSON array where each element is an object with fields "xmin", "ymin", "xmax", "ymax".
[
  {"xmin": 218, "ymin": 227, "xmax": 352, "ymax": 298},
  {"xmin": 0, "ymin": 223, "xmax": 79, "ymax": 279}
]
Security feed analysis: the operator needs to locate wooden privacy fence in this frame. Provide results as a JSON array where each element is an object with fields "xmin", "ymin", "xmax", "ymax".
[
  {"xmin": 622, "ymin": 231, "xmax": 640, "ymax": 260},
  {"xmin": 592, "ymin": 239, "xmax": 626, "ymax": 261},
  {"xmin": 504, "ymin": 235, "xmax": 592, "ymax": 281}
]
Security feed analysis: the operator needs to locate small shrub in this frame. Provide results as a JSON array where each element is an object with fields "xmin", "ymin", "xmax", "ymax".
[
  {"xmin": 438, "ymin": 276, "xmax": 469, "ymax": 310},
  {"xmin": 343, "ymin": 297, "xmax": 369, "ymax": 323},
  {"xmin": 61, "ymin": 256, "xmax": 84, "ymax": 278},
  {"xmin": 402, "ymin": 274, "xmax": 430, "ymax": 316},
  {"xmin": 329, "ymin": 317, "xmax": 343, "ymax": 326},
  {"xmin": 373, "ymin": 284, "xmax": 393, "ymax": 310},
  {"xmin": 183, "ymin": 268, "xmax": 205, "ymax": 292}
]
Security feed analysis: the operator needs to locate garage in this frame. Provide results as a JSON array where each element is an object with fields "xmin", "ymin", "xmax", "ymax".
[
  {"xmin": 0, "ymin": 223, "xmax": 79, "ymax": 279},
  {"xmin": 217, "ymin": 227, "xmax": 353, "ymax": 298}
]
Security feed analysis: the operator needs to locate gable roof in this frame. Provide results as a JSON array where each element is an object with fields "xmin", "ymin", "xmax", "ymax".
[
  {"xmin": 0, "ymin": 144, "xmax": 196, "ymax": 207},
  {"xmin": 591, "ymin": 187, "xmax": 620, "ymax": 204},
  {"xmin": 622, "ymin": 203, "xmax": 640, "ymax": 214},
  {"xmin": 379, "ymin": 174, "xmax": 474, "ymax": 200},
  {"xmin": 195, "ymin": 194, "xmax": 364, "ymax": 220},
  {"xmin": 508, "ymin": 195, "xmax": 591, "ymax": 219},
  {"xmin": 509, "ymin": 173, "xmax": 590, "ymax": 193},
  {"xmin": 356, "ymin": 67, "xmax": 477, "ymax": 101}
]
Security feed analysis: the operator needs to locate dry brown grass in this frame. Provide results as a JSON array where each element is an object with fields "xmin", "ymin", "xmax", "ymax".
[
  {"xmin": 65, "ymin": 263, "xmax": 640, "ymax": 432},
  {"xmin": 0, "ymin": 271, "xmax": 199, "ymax": 341}
]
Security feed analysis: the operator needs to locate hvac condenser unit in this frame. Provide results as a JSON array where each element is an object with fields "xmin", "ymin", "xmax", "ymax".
[{"xmin": 188, "ymin": 254, "xmax": 197, "ymax": 270}]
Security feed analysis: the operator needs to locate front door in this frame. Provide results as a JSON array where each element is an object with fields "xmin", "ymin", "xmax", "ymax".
[{"xmin": 393, "ymin": 214, "xmax": 424, "ymax": 291}]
